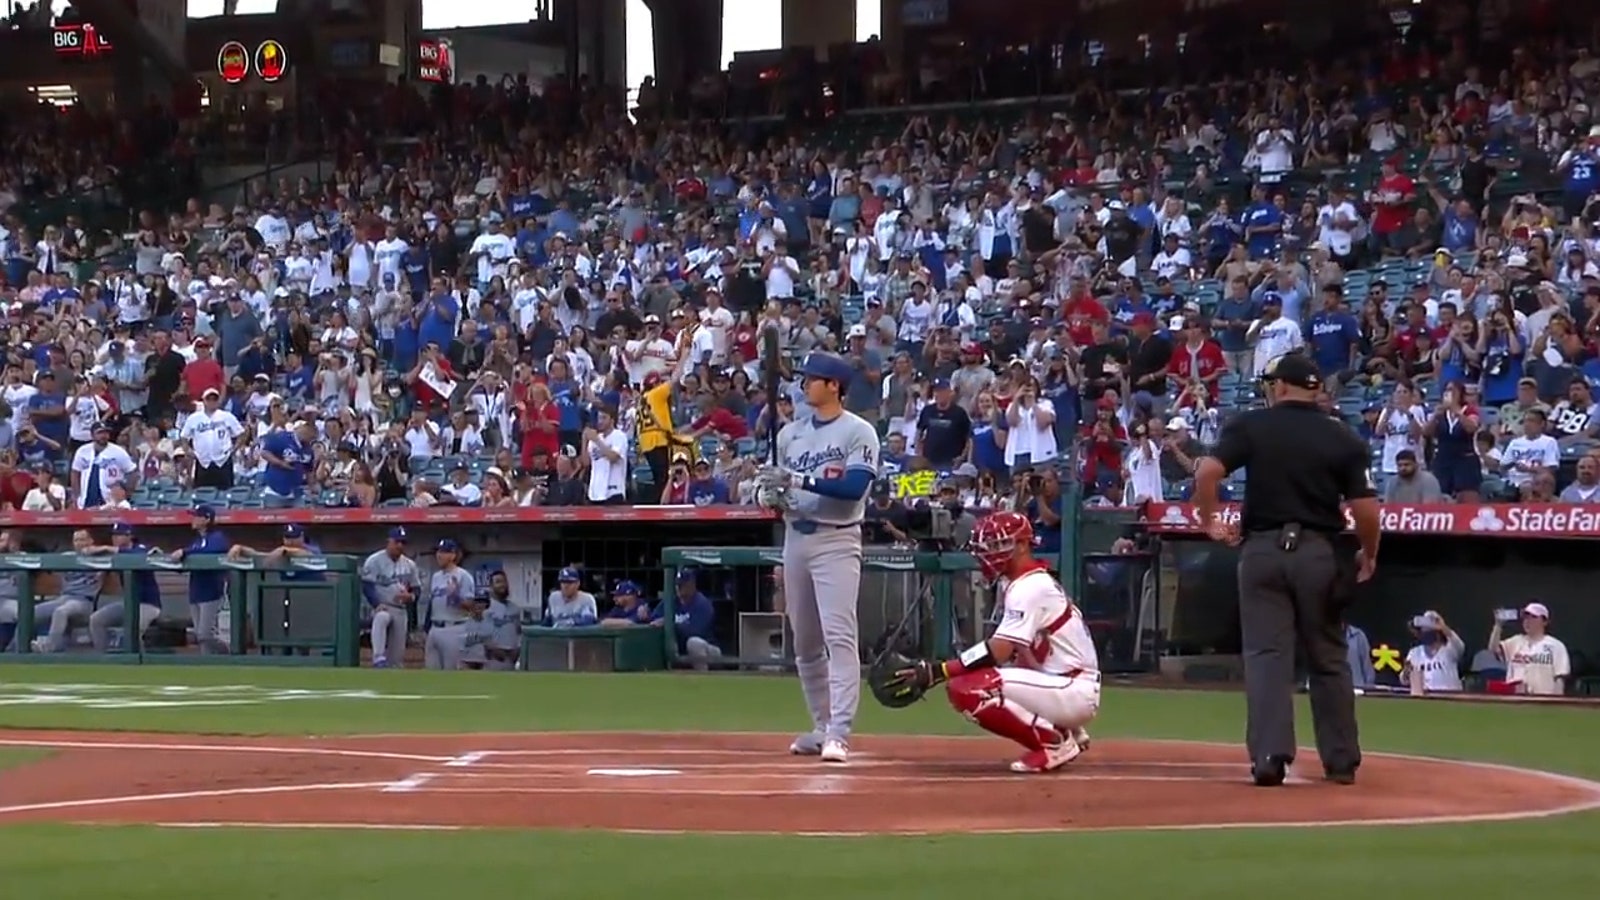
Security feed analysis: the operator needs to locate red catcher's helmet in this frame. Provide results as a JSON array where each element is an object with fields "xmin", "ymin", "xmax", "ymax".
[{"xmin": 968, "ymin": 511, "xmax": 1033, "ymax": 582}]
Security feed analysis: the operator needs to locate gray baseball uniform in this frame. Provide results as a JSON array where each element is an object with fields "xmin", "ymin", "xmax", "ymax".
[
  {"xmin": 544, "ymin": 590, "xmax": 598, "ymax": 627},
  {"xmin": 361, "ymin": 549, "xmax": 422, "ymax": 664},
  {"xmin": 423, "ymin": 567, "xmax": 477, "ymax": 669},
  {"xmin": 32, "ymin": 570, "xmax": 103, "ymax": 652},
  {"xmin": 776, "ymin": 410, "xmax": 881, "ymax": 745}
]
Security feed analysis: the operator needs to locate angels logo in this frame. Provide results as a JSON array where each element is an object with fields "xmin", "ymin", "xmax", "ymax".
[
  {"xmin": 217, "ymin": 41, "xmax": 250, "ymax": 85},
  {"xmin": 255, "ymin": 40, "xmax": 288, "ymax": 83}
]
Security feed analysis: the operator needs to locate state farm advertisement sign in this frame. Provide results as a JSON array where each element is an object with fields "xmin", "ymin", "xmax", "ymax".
[{"xmin": 1145, "ymin": 503, "xmax": 1600, "ymax": 540}]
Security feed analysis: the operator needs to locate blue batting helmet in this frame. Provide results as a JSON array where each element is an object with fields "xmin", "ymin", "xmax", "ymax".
[{"xmin": 799, "ymin": 351, "xmax": 852, "ymax": 392}]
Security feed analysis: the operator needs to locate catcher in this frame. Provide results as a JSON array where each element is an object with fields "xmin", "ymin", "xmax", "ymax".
[{"xmin": 874, "ymin": 510, "xmax": 1100, "ymax": 773}]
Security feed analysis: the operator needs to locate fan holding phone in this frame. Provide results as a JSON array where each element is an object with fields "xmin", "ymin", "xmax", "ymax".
[{"xmin": 1489, "ymin": 603, "xmax": 1572, "ymax": 697}]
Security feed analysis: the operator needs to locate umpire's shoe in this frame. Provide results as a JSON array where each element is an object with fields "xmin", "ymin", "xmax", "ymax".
[
  {"xmin": 1323, "ymin": 766, "xmax": 1358, "ymax": 785},
  {"xmin": 1251, "ymin": 755, "xmax": 1292, "ymax": 787}
]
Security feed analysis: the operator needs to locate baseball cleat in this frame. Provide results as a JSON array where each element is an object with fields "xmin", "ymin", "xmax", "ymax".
[
  {"xmin": 372, "ymin": 656, "xmax": 390, "ymax": 669},
  {"xmin": 788, "ymin": 733, "xmax": 823, "ymax": 755},
  {"xmin": 1251, "ymin": 755, "xmax": 1292, "ymax": 787},
  {"xmin": 819, "ymin": 738, "xmax": 850, "ymax": 763},
  {"xmin": 1010, "ymin": 738, "xmax": 1082, "ymax": 774},
  {"xmin": 29, "ymin": 638, "xmax": 46, "ymax": 654},
  {"xmin": 1072, "ymin": 727, "xmax": 1091, "ymax": 753}
]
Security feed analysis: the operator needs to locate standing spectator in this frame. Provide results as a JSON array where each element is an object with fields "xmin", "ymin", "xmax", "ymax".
[
  {"xmin": 916, "ymin": 378, "xmax": 972, "ymax": 468},
  {"xmin": 1003, "ymin": 375, "xmax": 1057, "ymax": 471},
  {"xmin": 1403, "ymin": 611, "xmax": 1465, "ymax": 694},
  {"xmin": 70, "ymin": 420, "xmax": 136, "ymax": 509},
  {"xmin": 1246, "ymin": 295, "xmax": 1303, "ymax": 378},
  {"xmin": 686, "ymin": 458, "xmax": 729, "ymax": 506},
  {"xmin": 21, "ymin": 462, "xmax": 66, "ymax": 511},
  {"xmin": 181, "ymin": 388, "xmax": 245, "ymax": 490},
  {"xmin": 584, "ymin": 407, "xmax": 629, "ymax": 505},
  {"xmin": 1489, "ymin": 603, "xmax": 1570, "ymax": 696}
]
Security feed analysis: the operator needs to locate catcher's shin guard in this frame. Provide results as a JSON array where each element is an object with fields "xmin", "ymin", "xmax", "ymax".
[{"xmin": 945, "ymin": 670, "xmax": 1063, "ymax": 751}]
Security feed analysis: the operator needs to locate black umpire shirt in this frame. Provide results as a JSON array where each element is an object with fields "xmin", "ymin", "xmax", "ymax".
[{"xmin": 1211, "ymin": 400, "xmax": 1376, "ymax": 534}]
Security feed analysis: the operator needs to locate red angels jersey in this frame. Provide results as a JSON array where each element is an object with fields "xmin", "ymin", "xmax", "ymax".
[{"xmin": 992, "ymin": 568, "xmax": 1099, "ymax": 676}]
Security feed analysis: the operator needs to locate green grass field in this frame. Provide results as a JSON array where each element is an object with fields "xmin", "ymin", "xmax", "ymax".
[{"xmin": 0, "ymin": 666, "xmax": 1594, "ymax": 899}]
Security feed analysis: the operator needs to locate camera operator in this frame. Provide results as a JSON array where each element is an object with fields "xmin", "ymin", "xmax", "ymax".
[{"xmin": 864, "ymin": 480, "xmax": 911, "ymax": 545}]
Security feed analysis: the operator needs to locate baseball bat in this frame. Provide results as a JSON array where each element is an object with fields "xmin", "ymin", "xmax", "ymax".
[{"xmin": 761, "ymin": 324, "xmax": 781, "ymax": 466}]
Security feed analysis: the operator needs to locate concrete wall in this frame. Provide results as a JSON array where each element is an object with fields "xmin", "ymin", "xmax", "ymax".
[{"xmin": 781, "ymin": 0, "xmax": 856, "ymax": 60}]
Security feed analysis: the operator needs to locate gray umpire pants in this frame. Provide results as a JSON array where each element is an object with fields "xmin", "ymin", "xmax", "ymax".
[{"xmin": 1237, "ymin": 531, "xmax": 1361, "ymax": 772}]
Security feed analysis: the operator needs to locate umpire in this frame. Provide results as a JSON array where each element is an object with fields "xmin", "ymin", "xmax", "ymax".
[{"xmin": 1192, "ymin": 352, "xmax": 1380, "ymax": 787}]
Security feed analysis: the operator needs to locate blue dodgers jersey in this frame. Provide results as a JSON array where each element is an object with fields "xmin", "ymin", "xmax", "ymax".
[{"xmin": 775, "ymin": 411, "xmax": 881, "ymax": 525}]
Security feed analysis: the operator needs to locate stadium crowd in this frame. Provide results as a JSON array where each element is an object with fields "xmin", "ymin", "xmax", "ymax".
[{"xmin": 2, "ymin": 22, "xmax": 1600, "ymax": 527}]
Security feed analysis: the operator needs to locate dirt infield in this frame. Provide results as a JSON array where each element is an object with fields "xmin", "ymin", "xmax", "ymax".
[{"xmin": 0, "ymin": 730, "xmax": 1595, "ymax": 834}]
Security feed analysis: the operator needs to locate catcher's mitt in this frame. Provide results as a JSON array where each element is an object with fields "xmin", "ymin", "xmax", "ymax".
[{"xmin": 868, "ymin": 651, "xmax": 928, "ymax": 709}]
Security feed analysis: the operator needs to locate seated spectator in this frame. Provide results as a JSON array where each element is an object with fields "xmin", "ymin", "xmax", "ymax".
[
  {"xmin": 1384, "ymin": 450, "xmax": 1444, "ymax": 503},
  {"xmin": 438, "ymin": 464, "xmax": 482, "ymax": 506},
  {"xmin": 20, "ymin": 462, "xmax": 66, "ymax": 511},
  {"xmin": 1560, "ymin": 455, "xmax": 1600, "ymax": 503}
]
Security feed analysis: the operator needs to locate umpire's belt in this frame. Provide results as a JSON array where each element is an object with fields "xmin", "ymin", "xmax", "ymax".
[{"xmin": 788, "ymin": 520, "xmax": 861, "ymax": 535}]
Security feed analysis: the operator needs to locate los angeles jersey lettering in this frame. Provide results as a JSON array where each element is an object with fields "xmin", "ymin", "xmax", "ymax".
[
  {"xmin": 993, "ymin": 569, "xmax": 1100, "ymax": 677},
  {"xmin": 775, "ymin": 411, "xmax": 881, "ymax": 525}
]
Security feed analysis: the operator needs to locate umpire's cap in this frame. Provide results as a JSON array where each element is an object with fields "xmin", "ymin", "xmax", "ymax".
[
  {"xmin": 1261, "ymin": 352, "xmax": 1322, "ymax": 390},
  {"xmin": 799, "ymin": 351, "xmax": 853, "ymax": 391}
]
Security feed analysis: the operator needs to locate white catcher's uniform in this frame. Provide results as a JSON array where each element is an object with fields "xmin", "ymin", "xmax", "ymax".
[{"xmin": 991, "ymin": 567, "xmax": 1102, "ymax": 729}]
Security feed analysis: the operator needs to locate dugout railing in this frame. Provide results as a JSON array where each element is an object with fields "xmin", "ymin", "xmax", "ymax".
[
  {"xmin": 0, "ymin": 553, "xmax": 363, "ymax": 666},
  {"xmin": 653, "ymin": 546, "xmax": 1162, "ymax": 674}
]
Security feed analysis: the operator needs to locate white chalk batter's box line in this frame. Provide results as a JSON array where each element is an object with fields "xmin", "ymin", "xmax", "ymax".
[
  {"xmin": 1, "ymin": 733, "xmax": 1599, "ymax": 834},
  {"xmin": 453, "ymin": 759, "xmax": 1240, "ymax": 772},
  {"xmin": 383, "ymin": 751, "xmax": 491, "ymax": 793}
]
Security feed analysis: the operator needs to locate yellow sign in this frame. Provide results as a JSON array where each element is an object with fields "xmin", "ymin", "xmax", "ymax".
[
  {"xmin": 1372, "ymin": 644, "xmax": 1402, "ymax": 673},
  {"xmin": 890, "ymin": 471, "xmax": 937, "ymax": 499}
]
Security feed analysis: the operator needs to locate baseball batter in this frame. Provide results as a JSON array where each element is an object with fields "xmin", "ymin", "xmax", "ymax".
[
  {"xmin": 886, "ymin": 511, "xmax": 1098, "ymax": 773},
  {"xmin": 423, "ymin": 539, "xmax": 479, "ymax": 670},
  {"xmin": 759, "ymin": 351, "xmax": 881, "ymax": 763},
  {"xmin": 361, "ymin": 527, "xmax": 423, "ymax": 668}
]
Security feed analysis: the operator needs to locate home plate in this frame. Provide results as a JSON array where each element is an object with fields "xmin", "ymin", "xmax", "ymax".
[{"xmin": 587, "ymin": 768, "xmax": 682, "ymax": 777}]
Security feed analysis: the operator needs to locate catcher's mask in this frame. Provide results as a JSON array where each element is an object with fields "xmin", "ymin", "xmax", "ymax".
[{"xmin": 969, "ymin": 511, "xmax": 1032, "ymax": 582}]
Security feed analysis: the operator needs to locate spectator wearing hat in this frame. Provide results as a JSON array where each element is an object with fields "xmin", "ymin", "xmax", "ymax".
[
  {"xmin": 1246, "ymin": 292, "xmax": 1304, "ymax": 379},
  {"xmin": 84, "ymin": 522, "xmax": 163, "ymax": 653},
  {"xmin": 20, "ymin": 462, "xmax": 67, "ymax": 511},
  {"xmin": 1126, "ymin": 312, "xmax": 1175, "ymax": 413},
  {"xmin": 181, "ymin": 337, "xmax": 225, "ymax": 402},
  {"xmin": 25, "ymin": 370, "xmax": 68, "ymax": 456},
  {"xmin": 181, "ymin": 386, "xmax": 245, "ymax": 490},
  {"xmin": 1158, "ymin": 417, "xmax": 1205, "ymax": 484},
  {"xmin": 70, "ymin": 420, "xmax": 135, "ymax": 510},
  {"xmin": 1490, "ymin": 603, "xmax": 1571, "ymax": 696},
  {"xmin": 834, "ymin": 325, "xmax": 881, "ymax": 423},
  {"xmin": 916, "ymin": 377, "xmax": 972, "ymax": 469},
  {"xmin": 166, "ymin": 505, "xmax": 232, "ymax": 653},
  {"xmin": 438, "ymin": 463, "xmax": 482, "ymax": 506},
  {"xmin": 543, "ymin": 567, "xmax": 598, "ymax": 628},
  {"xmin": 360, "ymin": 527, "xmax": 422, "ymax": 668},
  {"xmin": 143, "ymin": 331, "xmax": 188, "ymax": 423},
  {"xmin": 1402, "ymin": 611, "xmax": 1465, "ymax": 694},
  {"xmin": 686, "ymin": 457, "xmax": 729, "ymax": 506},
  {"xmin": 260, "ymin": 418, "xmax": 317, "ymax": 504},
  {"xmin": 423, "ymin": 539, "xmax": 478, "ymax": 670}
]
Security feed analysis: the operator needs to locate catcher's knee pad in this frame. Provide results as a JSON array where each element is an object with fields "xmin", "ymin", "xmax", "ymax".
[{"xmin": 946, "ymin": 670, "xmax": 1060, "ymax": 751}]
